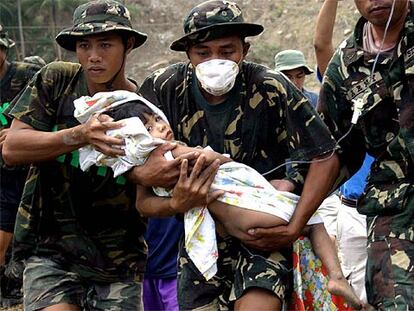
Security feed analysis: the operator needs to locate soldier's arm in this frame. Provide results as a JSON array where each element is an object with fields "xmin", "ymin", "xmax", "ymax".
[
  {"xmin": 243, "ymin": 153, "xmax": 341, "ymax": 251},
  {"xmin": 3, "ymin": 115, "xmax": 124, "ymax": 166},
  {"xmin": 135, "ymin": 156, "xmax": 221, "ymax": 217}
]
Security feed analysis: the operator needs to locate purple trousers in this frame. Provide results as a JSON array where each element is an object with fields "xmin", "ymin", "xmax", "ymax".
[{"xmin": 143, "ymin": 277, "xmax": 178, "ymax": 311}]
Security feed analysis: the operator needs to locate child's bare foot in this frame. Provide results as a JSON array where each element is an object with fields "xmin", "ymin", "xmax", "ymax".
[{"xmin": 327, "ymin": 278, "xmax": 363, "ymax": 310}]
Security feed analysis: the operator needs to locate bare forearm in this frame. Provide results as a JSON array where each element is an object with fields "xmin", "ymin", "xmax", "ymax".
[
  {"xmin": 3, "ymin": 123, "xmax": 85, "ymax": 165},
  {"xmin": 135, "ymin": 184, "xmax": 176, "ymax": 217},
  {"xmin": 314, "ymin": 0, "xmax": 338, "ymax": 75},
  {"xmin": 136, "ymin": 196, "xmax": 176, "ymax": 217},
  {"xmin": 288, "ymin": 154, "xmax": 340, "ymax": 235}
]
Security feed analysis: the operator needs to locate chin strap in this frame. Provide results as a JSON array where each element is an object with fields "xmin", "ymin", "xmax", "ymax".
[{"xmin": 104, "ymin": 51, "xmax": 127, "ymax": 91}]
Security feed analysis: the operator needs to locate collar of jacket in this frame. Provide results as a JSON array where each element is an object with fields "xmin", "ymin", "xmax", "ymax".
[{"xmin": 342, "ymin": 0, "xmax": 414, "ymax": 67}]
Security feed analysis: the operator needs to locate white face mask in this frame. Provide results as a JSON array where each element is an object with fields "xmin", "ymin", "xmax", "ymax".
[{"xmin": 195, "ymin": 59, "xmax": 240, "ymax": 97}]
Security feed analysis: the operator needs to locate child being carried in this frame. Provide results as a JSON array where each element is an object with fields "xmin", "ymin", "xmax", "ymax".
[{"xmin": 73, "ymin": 91, "xmax": 363, "ymax": 310}]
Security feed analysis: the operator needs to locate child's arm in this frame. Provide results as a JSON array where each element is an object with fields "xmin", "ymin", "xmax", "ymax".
[
  {"xmin": 135, "ymin": 156, "xmax": 222, "ymax": 217},
  {"xmin": 136, "ymin": 184, "xmax": 179, "ymax": 217},
  {"xmin": 171, "ymin": 144, "xmax": 232, "ymax": 165}
]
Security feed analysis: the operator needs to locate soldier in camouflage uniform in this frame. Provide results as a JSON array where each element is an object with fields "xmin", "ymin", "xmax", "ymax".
[
  {"xmin": 0, "ymin": 24, "xmax": 43, "ymax": 305},
  {"xmin": 136, "ymin": 1, "xmax": 340, "ymax": 309},
  {"xmin": 2, "ymin": 1, "xmax": 151, "ymax": 310},
  {"xmin": 318, "ymin": 0, "xmax": 414, "ymax": 309}
]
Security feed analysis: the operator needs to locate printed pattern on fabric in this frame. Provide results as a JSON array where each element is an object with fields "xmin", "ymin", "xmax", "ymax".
[
  {"xmin": 183, "ymin": 161, "xmax": 322, "ymax": 280},
  {"xmin": 288, "ymin": 237, "xmax": 352, "ymax": 311}
]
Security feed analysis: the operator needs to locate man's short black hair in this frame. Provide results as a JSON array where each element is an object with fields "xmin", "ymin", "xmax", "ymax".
[{"xmin": 104, "ymin": 100, "xmax": 154, "ymax": 123}]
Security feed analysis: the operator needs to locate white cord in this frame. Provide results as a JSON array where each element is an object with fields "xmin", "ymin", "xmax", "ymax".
[
  {"xmin": 370, "ymin": 0, "xmax": 396, "ymax": 83},
  {"xmin": 262, "ymin": 124, "xmax": 353, "ymax": 177}
]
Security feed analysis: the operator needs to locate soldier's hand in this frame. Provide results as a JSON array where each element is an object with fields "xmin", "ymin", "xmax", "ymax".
[
  {"xmin": 169, "ymin": 156, "xmax": 221, "ymax": 213},
  {"xmin": 81, "ymin": 113, "xmax": 125, "ymax": 157},
  {"xmin": 241, "ymin": 224, "xmax": 300, "ymax": 251},
  {"xmin": 127, "ymin": 143, "xmax": 199, "ymax": 188}
]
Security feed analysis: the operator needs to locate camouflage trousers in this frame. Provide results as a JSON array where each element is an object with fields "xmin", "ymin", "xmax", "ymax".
[
  {"xmin": 177, "ymin": 233, "xmax": 292, "ymax": 310},
  {"xmin": 366, "ymin": 224, "xmax": 414, "ymax": 310},
  {"xmin": 23, "ymin": 256, "xmax": 142, "ymax": 311}
]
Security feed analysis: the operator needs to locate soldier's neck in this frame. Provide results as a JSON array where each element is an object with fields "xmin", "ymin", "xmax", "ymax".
[
  {"xmin": 200, "ymin": 88, "xmax": 229, "ymax": 105},
  {"xmin": 369, "ymin": 10, "xmax": 407, "ymax": 50},
  {"xmin": 87, "ymin": 76, "xmax": 137, "ymax": 96},
  {"xmin": 0, "ymin": 60, "xmax": 9, "ymax": 80}
]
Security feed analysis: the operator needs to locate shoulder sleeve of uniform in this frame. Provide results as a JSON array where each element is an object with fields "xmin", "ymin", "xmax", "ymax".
[
  {"xmin": 8, "ymin": 62, "xmax": 81, "ymax": 131},
  {"xmin": 246, "ymin": 63, "xmax": 337, "ymax": 161},
  {"xmin": 14, "ymin": 62, "xmax": 41, "ymax": 80},
  {"xmin": 139, "ymin": 62, "xmax": 187, "ymax": 109}
]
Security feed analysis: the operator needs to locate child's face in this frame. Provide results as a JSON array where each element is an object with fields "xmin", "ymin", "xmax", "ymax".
[{"xmin": 145, "ymin": 113, "xmax": 174, "ymax": 141}]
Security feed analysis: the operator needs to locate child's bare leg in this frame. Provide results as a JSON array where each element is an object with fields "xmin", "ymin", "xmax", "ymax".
[
  {"xmin": 309, "ymin": 223, "xmax": 363, "ymax": 310},
  {"xmin": 208, "ymin": 201, "xmax": 288, "ymax": 240}
]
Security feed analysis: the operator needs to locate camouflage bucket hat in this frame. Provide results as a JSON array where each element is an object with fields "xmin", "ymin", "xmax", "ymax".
[
  {"xmin": 56, "ymin": 0, "xmax": 147, "ymax": 51},
  {"xmin": 0, "ymin": 25, "xmax": 16, "ymax": 49},
  {"xmin": 23, "ymin": 56, "xmax": 47, "ymax": 67},
  {"xmin": 170, "ymin": 0, "xmax": 263, "ymax": 51},
  {"xmin": 274, "ymin": 50, "xmax": 314, "ymax": 75}
]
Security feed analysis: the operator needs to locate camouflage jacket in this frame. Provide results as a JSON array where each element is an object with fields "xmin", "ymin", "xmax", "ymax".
[
  {"xmin": 8, "ymin": 61, "xmax": 147, "ymax": 282},
  {"xmin": 319, "ymin": 3, "xmax": 414, "ymax": 240},
  {"xmin": 1, "ymin": 61, "xmax": 41, "ymax": 167},
  {"xmin": 139, "ymin": 61, "xmax": 336, "ymax": 193},
  {"xmin": 0, "ymin": 61, "xmax": 41, "ymax": 124}
]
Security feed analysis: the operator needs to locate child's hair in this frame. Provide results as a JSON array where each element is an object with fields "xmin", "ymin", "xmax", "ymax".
[{"xmin": 104, "ymin": 100, "xmax": 155, "ymax": 123}]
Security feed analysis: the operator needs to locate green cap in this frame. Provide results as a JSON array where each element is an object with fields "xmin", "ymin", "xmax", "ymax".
[
  {"xmin": 274, "ymin": 50, "xmax": 314, "ymax": 75},
  {"xmin": 56, "ymin": 0, "xmax": 147, "ymax": 52},
  {"xmin": 0, "ymin": 25, "xmax": 15, "ymax": 49},
  {"xmin": 170, "ymin": 0, "xmax": 263, "ymax": 52}
]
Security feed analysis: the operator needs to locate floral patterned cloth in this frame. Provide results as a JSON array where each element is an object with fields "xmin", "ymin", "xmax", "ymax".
[
  {"xmin": 288, "ymin": 236, "xmax": 352, "ymax": 311},
  {"xmin": 183, "ymin": 161, "xmax": 324, "ymax": 281}
]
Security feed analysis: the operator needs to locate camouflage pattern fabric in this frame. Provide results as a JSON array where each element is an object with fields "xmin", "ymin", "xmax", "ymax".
[
  {"xmin": 23, "ymin": 56, "xmax": 47, "ymax": 67},
  {"xmin": 177, "ymin": 234, "xmax": 291, "ymax": 310},
  {"xmin": 0, "ymin": 61, "xmax": 42, "ymax": 231},
  {"xmin": 8, "ymin": 61, "xmax": 147, "ymax": 284},
  {"xmin": 139, "ymin": 61, "xmax": 336, "ymax": 307},
  {"xmin": 1, "ymin": 61, "xmax": 41, "ymax": 133},
  {"xmin": 55, "ymin": 0, "xmax": 147, "ymax": 51},
  {"xmin": 23, "ymin": 256, "xmax": 142, "ymax": 311},
  {"xmin": 170, "ymin": 0, "xmax": 263, "ymax": 51},
  {"xmin": 366, "ymin": 211, "xmax": 414, "ymax": 310},
  {"xmin": 318, "ymin": 2, "xmax": 414, "ymax": 308}
]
